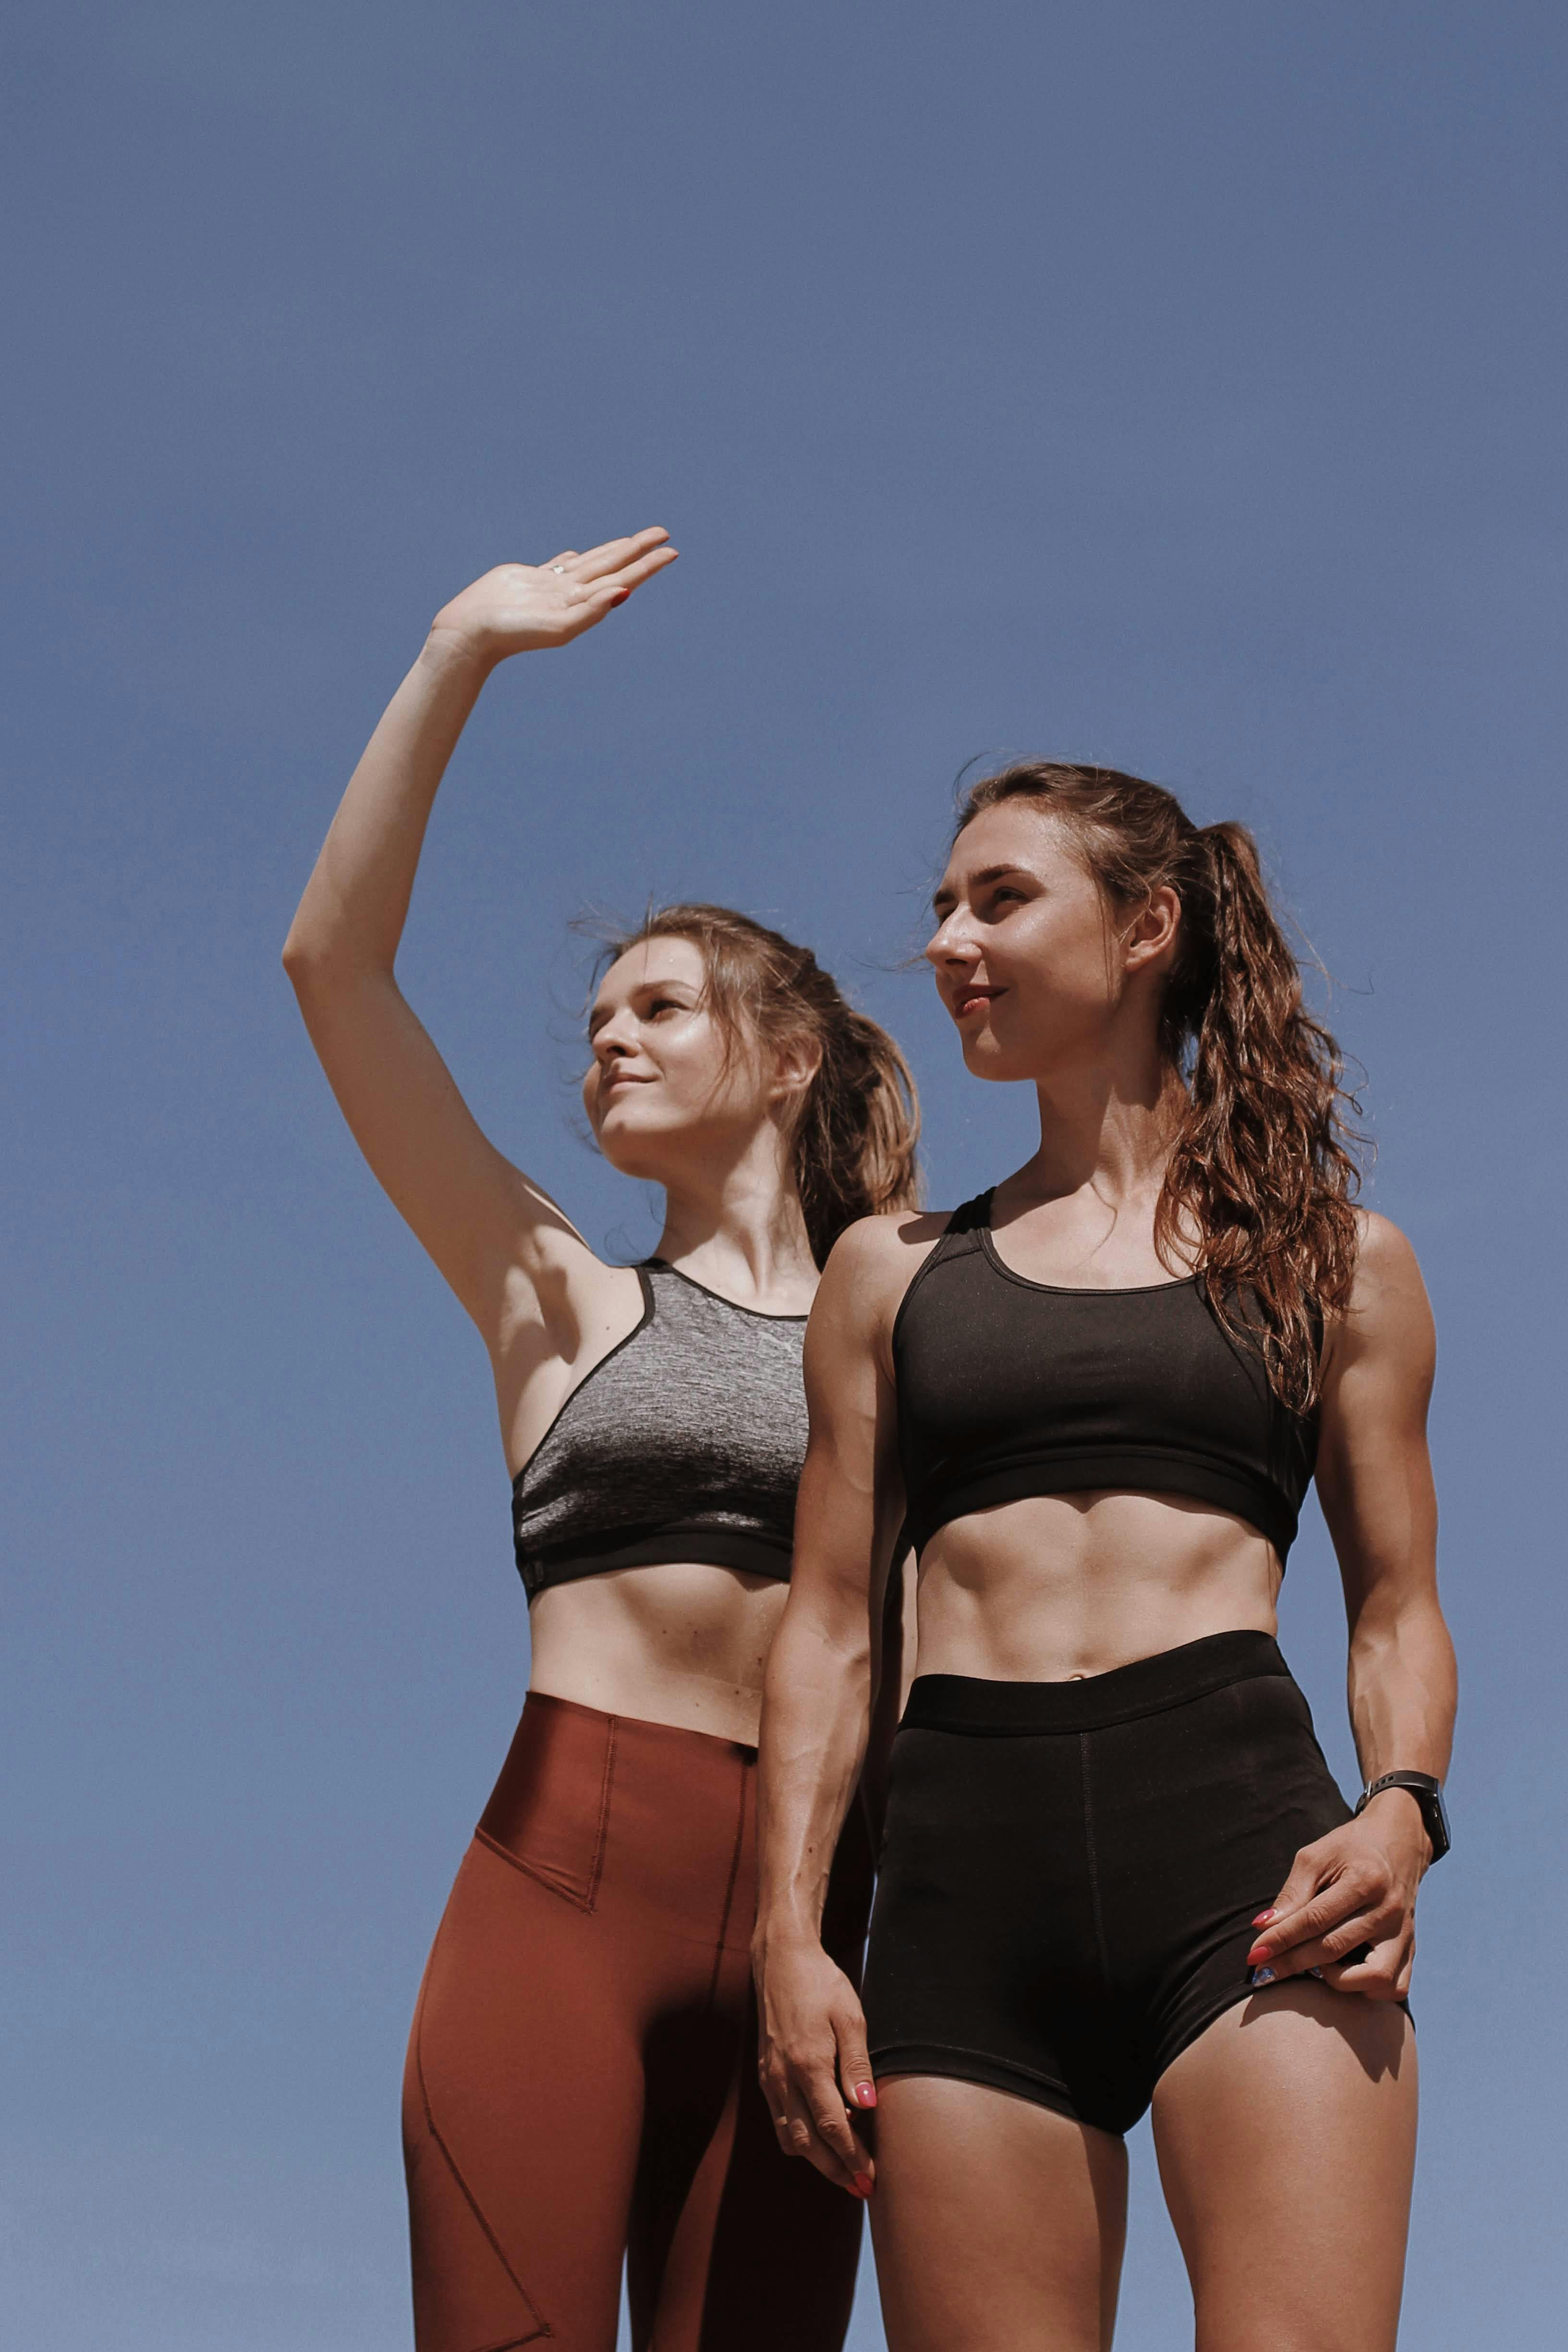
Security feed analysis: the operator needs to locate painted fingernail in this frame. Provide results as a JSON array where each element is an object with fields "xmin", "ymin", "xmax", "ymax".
[
  {"xmin": 1252, "ymin": 1909, "xmax": 1277, "ymax": 1926},
  {"xmin": 854, "ymin": 2173, "xmax": 875, "ymax": 2196},
  {"xmin": 612, "ymin": 589, "xmax": 630, "ymax": 605},
  {"xmin": 1246, "ymin": 1943, "xmax": 1272, "ymax": 1966},
  {"xmin": 1307, "ymin": 1966, "xmax": 1325, "ymax": 1979},
  {"xmin": 853, "ymin": 2082, "xmax": 878, "ymax": 2108},
  {"xmin": 1249, "ymin": 1965, "xmax": 1276, "ymax": 1987}
]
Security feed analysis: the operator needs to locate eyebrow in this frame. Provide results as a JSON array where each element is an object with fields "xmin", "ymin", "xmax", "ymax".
[{"xmin": 931, "ymin": 861, "xmax": 1034, "ymax": 909}]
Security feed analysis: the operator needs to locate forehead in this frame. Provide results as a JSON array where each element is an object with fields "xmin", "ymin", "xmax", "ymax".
[
  {"xmin": 937, "ymin": 801, "xmax": 1085, "ymax": 893},
  {"xmin": 593, "ymin": 934, "xmax": 709, "ymax": 1007}
]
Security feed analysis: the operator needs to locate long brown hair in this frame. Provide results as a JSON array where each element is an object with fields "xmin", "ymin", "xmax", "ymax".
[
  {"xmin": 595, "ymin": 903, "xmax": 921, "ymax": 1266},
  {"xmin": 955, "ymin": 763, "xmax": 1361, "ymax": 1408}
]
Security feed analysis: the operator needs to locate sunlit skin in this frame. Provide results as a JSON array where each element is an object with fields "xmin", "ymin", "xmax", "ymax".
[
  {"xmin": 753, "ymin": 799, "xmax": 1455, "ymax": 2350},
  {"xmin": 283, "ymin": 529, "xmax": 826, "ymax": 1745}
]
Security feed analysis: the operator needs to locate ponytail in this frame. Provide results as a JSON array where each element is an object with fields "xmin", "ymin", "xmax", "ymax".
[
  {"xmin": 954, "ymin": 766, "xmax": 1361, "ymax": 1409},
  {"xmin": 593, "ymin": 903, "xmax": 920, "ymax": 1265}
]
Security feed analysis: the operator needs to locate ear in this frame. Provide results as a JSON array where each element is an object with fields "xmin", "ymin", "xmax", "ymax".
[
  {"xmin": 769, "ymin": 1036, "xmax": 823, "ymax": 1106},
  {"xmin": 1121, "ymin": 884, "xmax": 1181, "ymax": 977}
]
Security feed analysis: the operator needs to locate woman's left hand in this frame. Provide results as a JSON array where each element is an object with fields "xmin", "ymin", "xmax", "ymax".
[{"xmin": 1246, "ymin": 1790, "xmax": 1432, "ymax": 2000}]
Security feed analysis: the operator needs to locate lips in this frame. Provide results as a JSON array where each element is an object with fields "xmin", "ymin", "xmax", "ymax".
[{"xmin": 951, "ymin": 986, "xmax": 1003, "ymax": 1020}]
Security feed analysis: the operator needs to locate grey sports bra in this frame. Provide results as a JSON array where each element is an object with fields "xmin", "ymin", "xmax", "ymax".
[{"xmin": 511, "ymin": 1261, "xmax": 808, "ymax": 1600}]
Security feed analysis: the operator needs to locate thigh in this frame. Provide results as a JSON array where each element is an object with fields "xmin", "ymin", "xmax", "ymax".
[
  {"xmin": 404, "ymin": 1839, "xmax": 644, "ymax": 2352},
  {"xmin": 870, "ymin": 2076, "xmax": 1128, "ymax": 2352},
  {"xmin": 1152, "ymin": 1983, "xmax": 1417, "ymax": 2352}
]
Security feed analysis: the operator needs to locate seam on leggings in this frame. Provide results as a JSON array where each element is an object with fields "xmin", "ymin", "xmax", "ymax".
[
  {"xmin": 1080, "ymin": 1731, "xmax": 1113, "ymax": 1985},
  {"xmin": 413, "ymin": 2007, "xmax": 554, "ymax": 2342},
  {"xmin": 472, "ymin": 1828, "xmax": 599, "ymax": 1914},
  {"xmin": 588, "ymin": 1712, "xmax": 617, "ymax": 1911},
  {"xmin": 471, "ymin": 1712, "xmax": 616, "ymax": 1915},
  {"xmin": 705, "ymin": 1749, "xmax": 750, "ymax": 2013}
]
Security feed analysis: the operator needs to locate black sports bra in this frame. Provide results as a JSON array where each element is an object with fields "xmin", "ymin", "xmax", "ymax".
[
  {"xmin": 511, "ymin": 1261, "xmax": 808, "ymax": 1599},
  {"xmin": 893, "ymin": 1191, "xmax": 1319, "ymax": 1564}
]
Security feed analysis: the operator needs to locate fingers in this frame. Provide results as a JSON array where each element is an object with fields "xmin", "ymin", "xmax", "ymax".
[
  {"xmin": 572, "ymin": 543, "xmax": 679, "ymax": 608},
  {"xmin": 1321, "ymin": 1928, "xmax": 1414, "ymax": 2001},
  {"xmin": 1248, "ymin": 1839, "xmax": 1385, "ymax": 1977},
  {"xmin": 1256, "ymin": 1841, "xmax": 1329, "ymax": 1937},
  {"xmin": 759, "ymin": 2046, "xmax": 874, "ymax": 2197},
  {"xmin": 835, "ymin": 2013, "xmax": 878, "ymax": 2118},
  {"xmin": 571, "ymin": 526, "xmax": 671, "ymax": 582}
]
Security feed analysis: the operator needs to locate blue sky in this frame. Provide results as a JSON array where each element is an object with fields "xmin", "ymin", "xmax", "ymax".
[{"xmin": 3, "ymin": 4, "xmax": 1564, "ymax": 2345}]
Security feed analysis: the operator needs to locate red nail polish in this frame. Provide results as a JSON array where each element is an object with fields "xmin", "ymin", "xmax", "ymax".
[
  {"xmin": 1252, "ymin": 1909, "xmax": 1277, "ymax": 1926},
  {"xmin": 854, "ymin": 2173, "xmax": 874, "ymax": 2196},
  {"xmin": 854, "ymin": 2083, "xmax": 878, "ymax": 2108},
  {"xmin": 1246, "ymin": 1943, "xmax": 1271, "ymax": 1966}
]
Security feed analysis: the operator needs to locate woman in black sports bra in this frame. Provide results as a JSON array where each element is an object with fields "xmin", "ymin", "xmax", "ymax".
[
  {"xmin": 283, "ymin": 532, "xmax": 918, "ymax": 2352},
  {"xmin": 754, "ymin": 762, "xmax": 1456, "ymax": 2352}
]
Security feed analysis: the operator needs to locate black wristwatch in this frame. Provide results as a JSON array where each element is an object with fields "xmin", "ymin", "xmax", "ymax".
[{"xmin": 1355, "ymin": 1771, "xmax": 1450, "ymax": 1864}]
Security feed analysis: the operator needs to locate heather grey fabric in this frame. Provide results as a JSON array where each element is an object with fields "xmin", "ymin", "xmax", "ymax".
[{"xmin": 511, "ymin": 1261, "xmax": 808, "ymax": 1599}]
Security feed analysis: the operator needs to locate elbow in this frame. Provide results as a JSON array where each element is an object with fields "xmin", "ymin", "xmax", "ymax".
[
  {"xmin": 281, "ymin": 921, "xmax": 385, "ymax": 999},
  {"xmin": 281, "ymin": 924, "xmax": 328, "ymax": 997}
]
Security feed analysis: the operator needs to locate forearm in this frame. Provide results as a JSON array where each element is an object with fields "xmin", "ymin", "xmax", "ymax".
[
  {"xmin": 1346, "ymin": 1588, "xmax": 1456, "ymax": 1788},
  {"xmin": 284, "ymin": 626, "xmax": 492, "ymax": 977},
  {"xmin": 755, "ymin": 1598, "xmax": 874, "ymax": 1949}
]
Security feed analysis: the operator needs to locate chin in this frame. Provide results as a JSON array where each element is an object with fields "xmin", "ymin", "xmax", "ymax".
[{"xmin": 597, "ymin": 1113, "xmax": 682, "ymax": 1179}]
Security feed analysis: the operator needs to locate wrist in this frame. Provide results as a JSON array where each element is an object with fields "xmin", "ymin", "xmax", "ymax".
[
  {"xmin": 422, "ymin": 614, "xmax": 503, "ymax": 679},
  {"xmin": 1359, "ymin": 1783, "xmax": 1431, "ymax": 1853},
  {"xmin": 1356, "ymin": 1770, "xmax": 1449, "ymax": 1866},
  {"xmin": 752, "ymin": 1905, "xmax": 824, "ymax": 1959}
]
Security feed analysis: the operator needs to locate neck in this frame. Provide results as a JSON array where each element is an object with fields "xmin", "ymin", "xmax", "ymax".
[
  {"xmin": 652, "ymin": 1130, "xmax": 818, "ymax": 1310},
  {"xmin": 1014, "ymin": 1041, "xmax": 1184, "ymax": 1211}
]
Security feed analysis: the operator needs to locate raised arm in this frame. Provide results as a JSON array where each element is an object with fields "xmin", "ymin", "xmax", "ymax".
[
  {"xmin": 753, "ymin": 1219, "xmax": 911, "ymax": 2197},
  {"xmin": 282, "ymin": 532, "xmax": 677, "ymax": 1342},
  {"xmin": 1246, "ymin": 1212, "xmax": 1457, "ymax": 1998}
]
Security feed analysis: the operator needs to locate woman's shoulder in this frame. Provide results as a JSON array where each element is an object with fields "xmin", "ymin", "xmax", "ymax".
[
  {"xmin": 814, "ymin": 1205, "xmax": 972, "ymax": 1331},
  {"xmin": 1347, "ymin": 1208, "xmax": 1428, "ymax": 1304}
]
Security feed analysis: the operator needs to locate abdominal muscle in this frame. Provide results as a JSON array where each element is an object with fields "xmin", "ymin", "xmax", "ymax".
[
  {"xmin": 915, "ymin": 1491, "xmax": 1283, "ymax": 1684},
  {"xmin": 526, "ymin": 1561, "xmax": 789, "ymax": 1745}
]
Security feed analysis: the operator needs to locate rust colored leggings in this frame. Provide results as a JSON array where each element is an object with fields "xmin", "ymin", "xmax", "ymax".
[{"xmin": 402, "ymin": 1693, "xmax": 872, "ymax": 2352}]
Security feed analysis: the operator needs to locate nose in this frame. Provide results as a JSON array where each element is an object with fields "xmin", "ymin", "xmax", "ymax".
[
  {"xmin": 924, "ymin": 907, "xmax": 978, "ymax": 969},
  {"xmin": 591, "ymin": 1009, "xmax": 639, "ymax": 1062}
]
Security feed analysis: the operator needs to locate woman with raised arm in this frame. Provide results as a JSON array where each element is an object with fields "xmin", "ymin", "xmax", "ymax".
[
  {"xmin": 282, "ymin": 531, "xmax": 919, "ymax": 2352},
  {"xmin": 753, "ymin": 763, "xmax": 1456, "ymax": 2352}
]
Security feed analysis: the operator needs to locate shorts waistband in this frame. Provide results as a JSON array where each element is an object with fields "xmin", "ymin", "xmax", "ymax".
[{"xmin": 900, "ymin": 1630, "xmax": 1290, "ymax": 1736}]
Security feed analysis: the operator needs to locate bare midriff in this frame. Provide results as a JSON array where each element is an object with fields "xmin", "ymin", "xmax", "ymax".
[
  {"xmin": 527, "ymin": 1560, "xmax": 790, "ymax": 1745},
  {"xmin": 914, "ymin": 1490, "xmax": 1283, "ymax": 1684}
]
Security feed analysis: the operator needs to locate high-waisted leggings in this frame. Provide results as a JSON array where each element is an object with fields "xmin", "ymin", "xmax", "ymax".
[{"xmin": 402, "ymin": 1692, "xmax": 873, "ymax": 2352}]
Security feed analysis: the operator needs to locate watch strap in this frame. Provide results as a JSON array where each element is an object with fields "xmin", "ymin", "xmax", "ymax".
[{"xmin": 1355, "ymin": 1770, "xmax": 1450, "ymax": 1863}]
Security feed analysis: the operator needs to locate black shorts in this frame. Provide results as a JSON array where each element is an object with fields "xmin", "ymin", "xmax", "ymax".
[{"xmin": 863, "ymin": 1630, "xmax": 1355, "ymax": 2137}]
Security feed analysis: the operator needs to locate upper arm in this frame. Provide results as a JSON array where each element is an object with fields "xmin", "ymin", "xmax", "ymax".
[
  {"xmin": 790, "ymin": 1218, "xmax": 915, "ymax": 1645},
  {"xmin": 1315, "ymin": 1211, "xmax": 1439, "ymax": 1623},
  {"xmin": 287, "ymin": 962, "xmax": 597, "ymax": 1344}
]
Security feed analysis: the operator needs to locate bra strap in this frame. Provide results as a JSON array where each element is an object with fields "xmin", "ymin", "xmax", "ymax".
[{"xmin": 922, "ymin": 1187, "xmax": 996, "ymax": 1269}]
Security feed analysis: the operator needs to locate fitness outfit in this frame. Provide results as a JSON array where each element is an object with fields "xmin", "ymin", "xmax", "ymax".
[
  {"xmin": 404, "ymin": 1264, "xmax": 870, "ymax": 2352},
  {"xmin": 863, "ymin": 1192, "xmax": 1359, "ymax": 2137}
]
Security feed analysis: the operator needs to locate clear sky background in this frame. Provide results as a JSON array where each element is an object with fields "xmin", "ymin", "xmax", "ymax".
[{"xmin": 3, "ymin": 4, "xmax": 1563, "ymax": 2345}]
